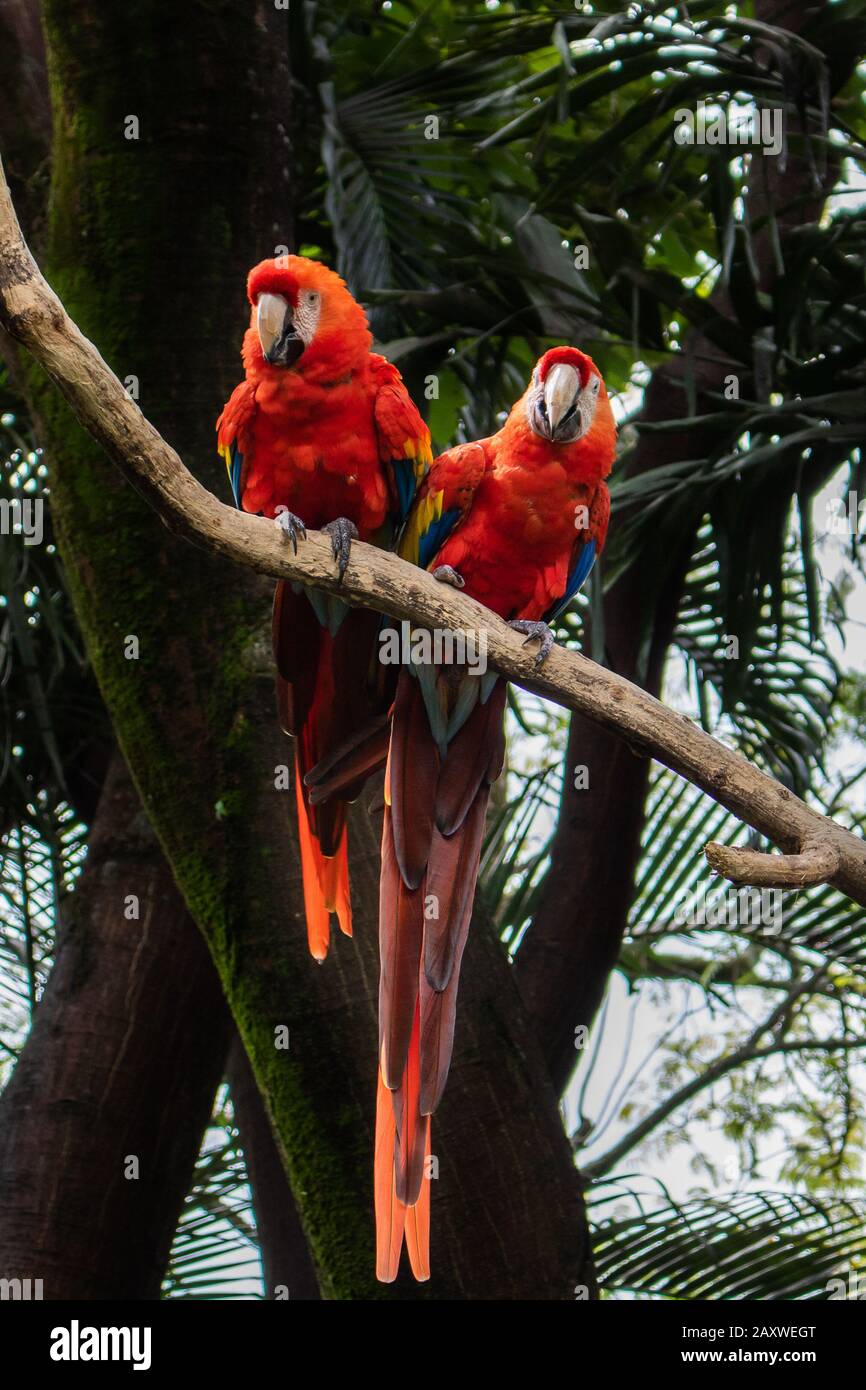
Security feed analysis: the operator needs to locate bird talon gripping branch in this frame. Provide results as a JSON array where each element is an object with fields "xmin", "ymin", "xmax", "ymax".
[
  {"xmin": 508, "ymin": 618, "xmax": 555, "ymax": 667},
  {"xmin": 431, "ymin": 564, "xmax": 465, "ymax": 589},
  {"xmin": 322, "ymin": 516, "xmax": 359, "ymax": 581},
  {"xmin": 275, "ymin": 509, "xmax": 307, "ymax": 554}
]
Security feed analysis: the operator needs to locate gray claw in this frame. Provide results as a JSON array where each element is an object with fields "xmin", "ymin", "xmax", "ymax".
[
  {"xmin": 508, "ymin": 619, "xmax": 554, "ymax": 668},
  {"xmin": 322, "ymin": 517, "xmax": 359, "ymax": 581},
  {"xmin": 432, "ymin": 565, "xmax": 465, "ymax": 589},
  {"xmin": 275, "ymin": 509, "xmax": 307, "ymax": 554}
]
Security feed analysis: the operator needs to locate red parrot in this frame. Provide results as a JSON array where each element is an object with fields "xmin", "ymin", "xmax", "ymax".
[
  {"xmin": 373, "ymin": 346, "xmax": 615, "ymax": 1280},
  {"xmin": 216, "ymin": 256, "xmax": 431, "ymax": 960}
]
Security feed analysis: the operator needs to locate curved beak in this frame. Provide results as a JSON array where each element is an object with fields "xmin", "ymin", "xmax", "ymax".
[
  {"xmin": 257, "ymin": 292, "xmax": 303, "ymax": 366},
  {"xmin": 543, "ymin": 363, "xmax": 581, "ymax": 438}
]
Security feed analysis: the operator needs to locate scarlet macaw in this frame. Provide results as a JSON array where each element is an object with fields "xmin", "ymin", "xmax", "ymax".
[
  {"xmin": 217, "ymin": 256, "xmax": 431, "ymax": 959},
  {"xmin": 374, "ymin": 346, "xmax": 616, "ymax": 1279}
]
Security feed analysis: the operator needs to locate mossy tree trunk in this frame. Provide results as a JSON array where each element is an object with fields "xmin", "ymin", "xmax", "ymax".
[
  {"xmin": 11, "ymin": 0, "xmax": 596, "ymax": 1298},
  {"xmin": 226, "ymin": 1032, "xmax": 321, "ymax": 1301},
  {"xmin": 0, "ymin": 753, "xmax": 231, "ymax": 1298}
]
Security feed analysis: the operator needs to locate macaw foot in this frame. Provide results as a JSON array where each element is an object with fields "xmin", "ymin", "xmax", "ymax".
[
  {"xmin": 508, "ymin": 619, "xmax": 555, "ymax": 668},
  {"xmin": 322, "ymin": 517, "xmax": 359, "ymax": 582},
  {"xmin": 432, "ymin": 565, "xmax": 465, "ymax": 589},
  {"xmin": 275, "ymin": 509, "xmax": 307, "ymax": 554}
]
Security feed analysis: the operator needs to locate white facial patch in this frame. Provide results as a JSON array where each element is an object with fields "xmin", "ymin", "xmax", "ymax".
[
  {"xmin": 526, "ymin": 364, "xmax": 601, "ymax": 441},
  {"xmin": 580, "ymin": 374, "xmax": 601, "ymax": 433},
  {"xmin": 293, "ymin": 288, "xmax": 323, "ymax": 346}
]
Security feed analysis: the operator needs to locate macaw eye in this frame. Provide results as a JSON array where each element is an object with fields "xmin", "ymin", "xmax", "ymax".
[
  {"xmin": 588, "ymin": 376, "xmax": 600, "ymax": 395},
  {"xmin": 303, "ymin": 290, "xmax": 321, "ymax": 308}
]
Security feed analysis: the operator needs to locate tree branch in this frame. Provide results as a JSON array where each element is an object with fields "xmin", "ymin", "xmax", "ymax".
[
  {"xmin": 582, "ymin": 1032, "xmax": 866, "ymax": 1181},
  {"xmin": 704, "ymin": 840, "xmax": 841, "ymax": 887},
  {"xmin": 581, "ymin": 968, "xmax": 840, "ymax": 1179},
  {"xmin": 1, "ymin": 155, "xmax": 864, "ymax": 908}
]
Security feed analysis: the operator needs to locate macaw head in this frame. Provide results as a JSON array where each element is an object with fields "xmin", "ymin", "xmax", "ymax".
[
  {"xmin": 525, "ymin": 347, "xmax": 610, "ymax": 446},
  {"xmin": 245, "ymin": 256, "xmax": 372, "ymax": 378}
]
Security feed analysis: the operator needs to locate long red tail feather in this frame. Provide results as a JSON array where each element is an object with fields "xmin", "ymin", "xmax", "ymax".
[
  {"xmin": 375, "ymin": 668, "xmax": 506, "ymax": 1280},
  {"xmin": 273, "ymin": 580, "xmax": 382, "ymax": 958},
  {"xmin": 304, "ymin": 716, "xmax": 390, "ymax": 806}
]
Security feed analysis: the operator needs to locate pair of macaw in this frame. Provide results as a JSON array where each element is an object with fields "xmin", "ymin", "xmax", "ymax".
[{"xmin": 217, "ymin": 257, "xmax": 615, "ymax": 1284}]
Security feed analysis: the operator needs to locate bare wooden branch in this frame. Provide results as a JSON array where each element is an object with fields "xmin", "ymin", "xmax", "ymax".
[
  {"xmin": 704, "ymin": 839, "xmax": 842, "ymax": 888},
  {"xmin": 1, "ymin": 155, "xmax": 865, "ymax": 908}
]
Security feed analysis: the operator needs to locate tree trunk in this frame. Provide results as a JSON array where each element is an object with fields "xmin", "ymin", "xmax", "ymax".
[
  {"xmin": 226, "ymin": 1033, "xmax": 321, "ymax": 1301},
  {"xmin": 0, "ymin": 0, "xmax": 49, "ymax": 240},
  {"xmin": 0, "ymin": 0, "xmax": 242, "ymax": 1301},
  {"xmin": 0, "ymin": 751, "xmax": 230, "ymax": 1299}
]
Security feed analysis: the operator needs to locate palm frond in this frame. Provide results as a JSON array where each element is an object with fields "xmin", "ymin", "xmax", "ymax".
[
  {"xmin": 593, "ymin": 1188, "xmax": 866, "ymax": 1300},
  {"xmin": 673, "ymin": 522, "xmax": 839, "ymax": 791},
  {"xmin": 163, "ymin": 1088, "xmax": 263, "ymax": 1301}
]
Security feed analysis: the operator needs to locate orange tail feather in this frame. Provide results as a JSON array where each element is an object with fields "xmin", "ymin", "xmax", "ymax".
[
  {"xmin": 374, "ymin": 1013, "xmax": 431, "ymax": 1283},
  {"xmin": 375, "ymin": 1063, "xmax": 407, "ymax": 1283},
  {"xmin": 275, "ymin": 581, "xmax": 384, "ymax": 958},
  {"xmin": 404, "ymin": 1118, "xmax": 431, "ymax": 1282},
  {"xmin": 294, "ymin": 765, "xmax": 351, "ymax": 960}
]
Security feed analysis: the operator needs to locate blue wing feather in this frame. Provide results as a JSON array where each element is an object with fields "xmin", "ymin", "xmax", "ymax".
[
  {"xmin": 391, "ymin": 457, "xmax": 419, "ymax": 525},
  {"xmin": 221, "ymin": 440, "xmax": 244, "ymax": 509},
  {"xmin": 545, "ymin": 539, "xmax": 597, "ymax": 624},
  {"xmin": 398, "ymin": 441, "xmax": 485, "ymax": 570},
  {"xmin": 417, "ymin": 508, "xmax": 461, "ymax": 570}
]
